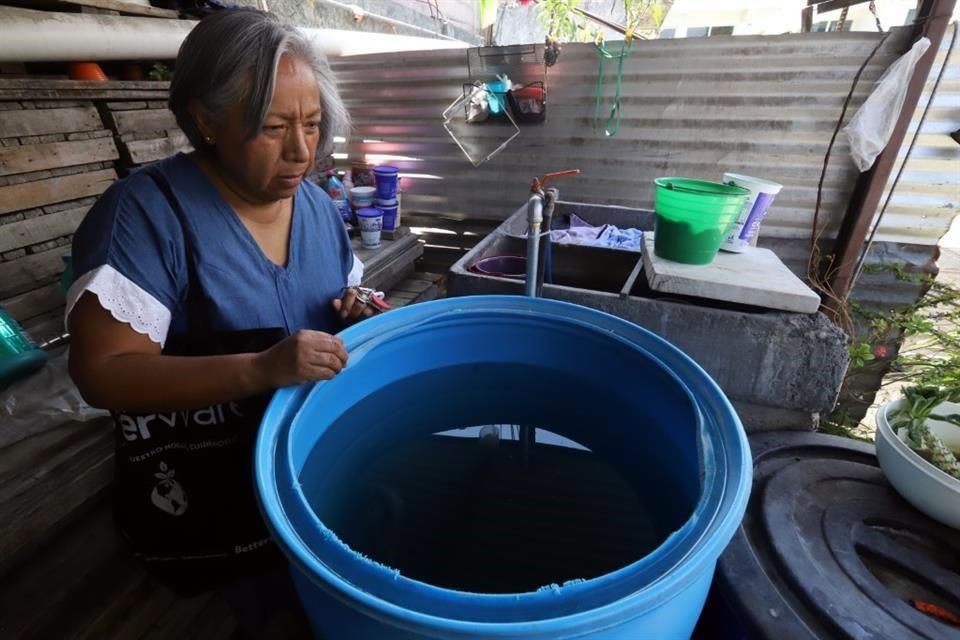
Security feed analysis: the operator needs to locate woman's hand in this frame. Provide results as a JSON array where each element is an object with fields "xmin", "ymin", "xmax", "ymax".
[
  {"xmin": 252, "ymin": 330, "xmax": 349, "ymax": 389},
  {"xmin": 332, "ymin": 288, "xmax": 375, "ymax": 324}
]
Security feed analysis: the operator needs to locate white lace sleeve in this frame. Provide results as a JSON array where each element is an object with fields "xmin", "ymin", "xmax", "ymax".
[
  {"xmin": 65, "ymin": 264, "xmax": 172, "ymax": 347},
  {"xmin": 347, "ymin": 254, "xmax": 364, "ymax": 287}
]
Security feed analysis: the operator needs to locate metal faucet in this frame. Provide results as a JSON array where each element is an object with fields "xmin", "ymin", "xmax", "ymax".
[{"xmin": 525, "ymin": 169, "xmax": 580, "ymax": 298}]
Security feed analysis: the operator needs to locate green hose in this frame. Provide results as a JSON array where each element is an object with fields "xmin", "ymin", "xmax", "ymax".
[{"xmin": 593, "ymin": 38, "xmax": 633, "ymax": 137}]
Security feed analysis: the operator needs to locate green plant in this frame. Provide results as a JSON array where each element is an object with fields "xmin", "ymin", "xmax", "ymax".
[
  {"xmin": 538, "ymin": 0, "xmax": 668, "ymax": 42},
  {"xmin": 889, "ymin": 385, "xmax": 960, "ymax": 478},
  {"xmin": 148, "ymin": 63, "xmax": 172, "ymax": 81},
  {"xmin": 848, "ymin": 341, "xmax": 876, "ymax": 369},
  {"xmin": 824, "ymin": 265, "xmax": 960, "ymax": 437}
]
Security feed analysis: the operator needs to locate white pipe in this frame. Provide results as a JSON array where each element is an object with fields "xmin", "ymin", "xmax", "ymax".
[
  {"xmin": 299, "ymin": 28, "xmax": 467, "ymax": 57},
  {"xmin": 0, "ymin": 7, "xmax": 194, "ymax": 62},
  {"xmin": 0, "ymin": 6, "xmax": 467, "ymax": 63}
]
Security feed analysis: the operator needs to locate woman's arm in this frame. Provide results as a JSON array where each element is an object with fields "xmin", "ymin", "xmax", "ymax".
[{"xmin": 68, "ymin": 292, "xmax": 348, "ymax": 412}]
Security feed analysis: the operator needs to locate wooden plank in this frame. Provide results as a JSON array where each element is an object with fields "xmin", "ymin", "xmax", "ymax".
[
  {"xmin": 139, "ymin": 592, "xmax": 222, "ymax": 640},
  {"xmin": 619, "ymin": 255, "xmax": 645, "ymax": 300},
  {"xmin": 0, "ymin": 79, "xmax": 170, "ymax": 91},
  {"xmin": 183, "ymin": 596, "xmax": 238, "ymax": 640},
  {"xmin": 1, "ymin": 282, "xmax": 65, "ymax": 321},
  {"xmin": 641, "ymin": 235, "xmax": 821, "ymax": 314},
  {"xmin": 78, "ymin": 576, "xmax": 179, "ymax": 640},
  {"xmin": 0, "ymin": 168, "xmax": 115, "ymax": 215},
  {"xmin": 0, "ymin": 205, "xmax": 88, "ymax": 253},
  {"xmin": 815, "ymin": 0, "xmax": 871, "ymax": 13},
  {"xmin": 391, "ymin": 277, "xmax": 434, "ymax": 296},
  {"xmin": 0, "ymin": 245, "xmax": 70, "ymax": 299},
  {"xmin": 111, "ymin": 108, "xmax": 178, "ymax": 135},
  {"xmin": 50, "ymin": 0, "xmax": 181, "ymax": 17},
  {"xmin": 0, "ymin": 136, "xmax": 117, "ymax": 177},
  {"xmin": 0, "ymin": 106, "xmax": 100, "ymax": 139},
  {"xmin": 125, "ymin": 132, "xmax": 191, "ymax": 165},
  {"xmin": 0, "ymin": 418, "xmax": 114, "ymax": 573},
  {"xmin": 0, "ymin": 88, "xmax": 169, "ymax": 100},
  {"xmin": 0, "ymin": 501, "xmax": 133, "ymax": 639}
]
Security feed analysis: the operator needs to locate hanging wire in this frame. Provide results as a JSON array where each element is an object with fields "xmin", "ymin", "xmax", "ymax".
[
  {"xmin": 849, "ymin": 21, "xmax": 959, "ymax": 291},
  {"xmin": 807, "ymin": 33, "xmax": 890, "ymax": 333}
]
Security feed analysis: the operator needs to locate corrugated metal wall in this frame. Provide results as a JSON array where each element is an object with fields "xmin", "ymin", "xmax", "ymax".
[
  {"xmin": 330, "ymin": 27, "xmax": 959, "ymax": 420},
  {"xmin": 872, "ymin": 24, "xmax": 960, "ymax": 246},
  {"xmin": 333, "ymin": 28, "xmax": 931, "ymax": 242}
]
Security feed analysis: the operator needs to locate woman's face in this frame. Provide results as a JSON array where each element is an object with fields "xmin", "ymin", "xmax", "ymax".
[{"xmin": 206, "ymin": 54, "xmax": 323, "ymax": 204}]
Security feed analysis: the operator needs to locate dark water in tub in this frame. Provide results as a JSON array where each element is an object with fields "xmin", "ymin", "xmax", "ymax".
[{"xmin": 300, "ymin": 362, "xmax": 697, "ymax": 594}]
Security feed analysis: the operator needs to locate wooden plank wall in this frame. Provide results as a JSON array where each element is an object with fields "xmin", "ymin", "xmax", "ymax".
[
  {"xmin": 0, "ymin": 100, "xmax": 118, "ymax": 342},
  {"xmin": 105, "ymin": 100, "xmax": 191, "ymax": 171},
  {"xmin": 0, "ymin": 80, "xmax": 173, "ymax": 343}
]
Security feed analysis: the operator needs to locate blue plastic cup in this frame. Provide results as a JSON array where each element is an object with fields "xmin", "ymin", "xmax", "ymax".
[
  {"xmin": 375, "ymin": 198, "xmax": 399, "ymax": 231},
  {"xmin": 373, "ymin": 166, "xmax": 399, "ymax": 200}
]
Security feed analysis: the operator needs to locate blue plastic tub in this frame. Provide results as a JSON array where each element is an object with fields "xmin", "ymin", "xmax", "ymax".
[{"xmin": 255, "ymin": 296, "xmax": 751, "ymax": 639}]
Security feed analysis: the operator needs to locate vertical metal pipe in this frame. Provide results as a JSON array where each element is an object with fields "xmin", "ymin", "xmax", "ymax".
[{"xmin": 525, "ymin": 194, "xmax": 543, "ymax": 298}]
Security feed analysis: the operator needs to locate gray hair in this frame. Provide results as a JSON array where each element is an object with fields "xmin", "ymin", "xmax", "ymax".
[{"xmin": 169, "ymin": 9, "xmax": 348, "ymax": 157}]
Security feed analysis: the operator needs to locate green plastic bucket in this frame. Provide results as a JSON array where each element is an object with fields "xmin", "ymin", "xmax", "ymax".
[{"xmin": 653, "ymin": 178, "xmax": 750, "ymax": 265}]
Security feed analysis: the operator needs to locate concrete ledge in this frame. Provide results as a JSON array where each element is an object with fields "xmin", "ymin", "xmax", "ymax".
[{"xmin": 447, "ymin": 204, "xmax": 849, "ymax": 416}]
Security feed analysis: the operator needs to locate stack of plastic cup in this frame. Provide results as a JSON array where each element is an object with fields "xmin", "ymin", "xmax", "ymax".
[{"xmin": 356, "ymin": 207, "xmax": 384, "ymax": 249}]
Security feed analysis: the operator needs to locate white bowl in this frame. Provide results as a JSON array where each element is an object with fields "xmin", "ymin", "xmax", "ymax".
[{"xmin": 875, "ymin": 399, "xmax": 960, "ymax": 529}]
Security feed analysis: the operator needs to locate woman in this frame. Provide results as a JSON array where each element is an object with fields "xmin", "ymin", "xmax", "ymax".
[{"xmin": 66, "ymin": 7, "xmax": 367, "ymax": 622}]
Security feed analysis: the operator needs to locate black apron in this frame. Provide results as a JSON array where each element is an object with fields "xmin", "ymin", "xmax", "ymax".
[{"xmin": 111, "ymin": 167, "xmax": 286, "ymax": 595}]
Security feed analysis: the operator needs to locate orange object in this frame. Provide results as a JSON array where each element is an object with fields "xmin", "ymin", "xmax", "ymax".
[
  {"xmin": 530, "ymin": 169, "xmax": 580, "ymax": 193},
  {"xmin": 911, "ymin": 600, "xmax": 960, "ymax": 627},
  {"xmin": 69, "ymin": 62, "xmax": 108, "ymax": 82}
]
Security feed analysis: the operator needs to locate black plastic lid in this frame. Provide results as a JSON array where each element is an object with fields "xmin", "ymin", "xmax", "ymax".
[{"xmin": 716, "ymin": 431, "xmax": 960, "ymax": 640}]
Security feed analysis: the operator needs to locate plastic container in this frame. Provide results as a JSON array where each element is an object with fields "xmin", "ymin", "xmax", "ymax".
[
  {"xmin": 653, "ymin": 178, "xmax": 750, "ymax": 265},
  {"xmin": 352, "ymin": 162, "xmax": 376, "ymax": 189},
  {"xmin": 324, "ymin": 171, "xmax": 351, "ymax": 223},
  {"xmin": 719, "ymin": 174, "xmax": 783, "ymax": 253},
  {"xmin": 373, "ymin": 166, "xmax": 399, "ymax": 200},
  {"xmin": 350, "ymin": 186, "xmax": 376, "ymax": 210},
  {"xmin": 375, "ymin": 198, "xmax": 399, "ymax": 231},
  {"xmin": 69, "ymin": 61, "xmax": 107, "ymax": 82},
  {"xmin": 356, "ymin": 207, "xmax": 383, "ymax": 249},
  {"xmin": 876, "ymin": 399, "xmax": 960, "ymax": 529},
  {"xmin": 255, "ymin": 296, "xmax": 752, "ymax": 640},
  {"xmin": 714, "ymin": 431, "xmax": 959, "ymax": 640},
  {"xmin": 0, "ymin": 305, "xmax": 47, "ymax": 388},
  {"xmin": 469, "ymin": 255, "xmax": 526, "ymax": 279}
]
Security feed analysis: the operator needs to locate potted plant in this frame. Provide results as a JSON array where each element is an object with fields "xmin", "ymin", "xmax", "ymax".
[{"xmin": 875, "ymin": 385, "xmax": 960, "ymax": 529}]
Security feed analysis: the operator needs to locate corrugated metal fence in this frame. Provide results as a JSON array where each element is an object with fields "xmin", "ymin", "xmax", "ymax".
[
  {"xmin": 331, "ymin": 26, "xmax": 958, "ymax": 263},
  {"xmin": 334, "ymin": 28, "xmax": 935, "ymax": 238}
]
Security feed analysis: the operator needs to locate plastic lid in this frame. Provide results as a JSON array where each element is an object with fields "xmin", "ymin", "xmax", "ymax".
[
  {"xmin": 375, "ymin": 198, "xmax": 398, "ymax": 206},
  {"xmin": 722, "ymin": 173, "xmax": 783, "ymax": 194},
  {"xmin": 356, "ymin": 207, "xmax": 382, "ymax": 218},
  {"xmin": 714, "ymin": 431, "xmax": 960, "ymax": 640},
  {"xmin": 373, "ymin": 165, "xmax": 399, "ymax": 175}
]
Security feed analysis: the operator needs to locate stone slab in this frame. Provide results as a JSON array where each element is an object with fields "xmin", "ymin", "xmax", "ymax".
[{"xmin": 642, "ymin": 235, "xmax": 821, "ymax": 314}]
